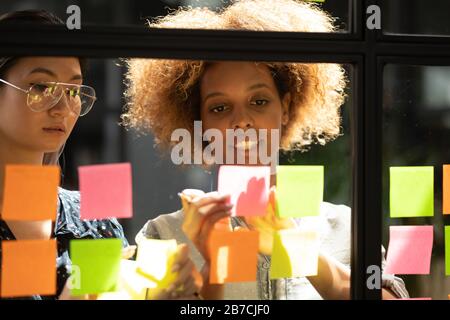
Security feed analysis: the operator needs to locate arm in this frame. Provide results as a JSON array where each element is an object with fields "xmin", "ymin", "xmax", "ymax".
[{"xmin": 307, "ymin": 252, "xmax": 405, "ymax": 300}]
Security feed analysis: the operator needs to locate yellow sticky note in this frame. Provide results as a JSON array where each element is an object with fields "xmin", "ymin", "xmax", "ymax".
[
  {"xmin": 117, "ymin": 259, "xmax": 158, "ymax": 300},
  {"xmin": 136, "ymin": 239, "xmax": 178, "ymax": 290},
  {"xmin": 270, "ymin": 229, "xmax": 319, "ymax": 279},
  {"xmin": 390, "ymin": 166, "xmax": 434, "ymax": 218}
]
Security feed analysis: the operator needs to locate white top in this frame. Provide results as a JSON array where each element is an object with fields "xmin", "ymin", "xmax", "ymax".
[{"xmin": 136, "ymin": 202, "xmax": 409, "ymax": 299}]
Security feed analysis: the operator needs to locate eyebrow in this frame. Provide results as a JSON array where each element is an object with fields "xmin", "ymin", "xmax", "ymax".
[
  {"xmin": 203, "ymin": 83, "xmax": 272, "ymax": 103},
  {"xmin": 28, "ymin": 67, "xmax": 83, "ymax": 81}
]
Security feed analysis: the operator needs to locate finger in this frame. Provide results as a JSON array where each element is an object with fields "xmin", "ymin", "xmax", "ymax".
[
  {"xmin": 183, "ymin": 203, "xmax": 232, "ymax": 237},
  {"xmin": 171, "ymin": 244, "xmax": 190, "ymax": 271},
  {"xmin": 198, "ymin": 202, "xmax": 233, "ymax": 217},
  {"xmin": 121, "ymin": 245, "xmax": 137, "ymax": 259},
  {"xmin": 153, "ymin": 288, "xmax": 170, "ymax": 300},
  {"xmin": 181, "ymin": 189, "xmax": 206, "ymax": 200},
  {"xmin": 172, "ymin": 260, "xmax": 195, "ymax": 289},
  {"xmin": 183, "ymin": 199, "xmax": 230, "ymax": 230},
  {"xmin": 190, "ymin": 193, "xmax": 231, "ymax": 212},
  {"xmin": 198, "ymin": 210, "xmax": 232, "ymax": 246},
  {"xmin": 179, "ymin": 277, "xmax": 197, "ymax": 296},
  {"xmin": 199, "ymin": 208, "xmax": 232, "ymax": 234}
]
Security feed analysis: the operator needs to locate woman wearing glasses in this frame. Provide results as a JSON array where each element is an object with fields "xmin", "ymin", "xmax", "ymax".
[
  {"xmin": 124, "ymin": 0, "xmax": 409, "ymax": 300},
  {"xmin": 0, "ymin": 10, "xmax": 203, "ymax": 300}
]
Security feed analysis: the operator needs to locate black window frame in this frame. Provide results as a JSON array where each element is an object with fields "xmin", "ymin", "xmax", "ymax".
[{"xmin": 1, "ymin": 0, "xmax": 450, "ymax": 299}]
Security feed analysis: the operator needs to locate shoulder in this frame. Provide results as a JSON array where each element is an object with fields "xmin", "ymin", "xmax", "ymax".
[
  {"xmin": 319, "ymin": 201, "xmax": 351, "ymax": 228},
  {"xmin": 141, "ymin": 210, "xmax": 185, "ymax": 240}
]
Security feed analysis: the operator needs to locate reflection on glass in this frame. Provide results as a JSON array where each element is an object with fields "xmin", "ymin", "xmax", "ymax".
[
  {"xmin": 383, "ymin": 64, "xmax": 450, "ymax": 300},
  {"xmin": 384, "ymin": 0, "xmax": 450, "ymax": 36},
  {"xmin": 0, "ymin": 0, "xmax": 350, "ymax": 32},
  {"xmin": 122, "ymin": 57, "xmax": 352, "ymax": 299}
]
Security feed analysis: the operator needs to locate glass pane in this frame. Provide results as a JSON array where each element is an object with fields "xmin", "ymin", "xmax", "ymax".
[
  {"xmin": 383, "ymin": 64, "xmax": 450, "ymax": 300},
  {"xmin": 121, "ymin": 60, "xmax": 353, "ymax": 300},
  {"xmin": 0, "ymin": 53, "xmax": 353, "ymax": 299},
  {"xmin": 0, "ymin": 0, "xmax": 351, "ymax": 32},
  {"xmin": 383, "ymin": 0, "xmax": 450, "ymax": 36}
]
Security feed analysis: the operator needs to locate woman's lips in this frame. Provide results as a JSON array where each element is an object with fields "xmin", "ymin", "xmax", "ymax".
[
  {"xmin": 42, "ymin": 126, "xmax": 66, "ymax": 135},
  {"xmin": 233, "ymin": 140, "xmax": 259, "ymax": 151}
]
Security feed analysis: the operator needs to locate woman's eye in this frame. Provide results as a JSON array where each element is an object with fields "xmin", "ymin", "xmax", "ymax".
[
  {"xmin": 251, "ymin": 99, "xmax": 269, "ymax": 106},
  {"xmin": 66, "ymin": 87, "xmax": 80, "ymax": 98},
  {"xmin": 32, "ymin": 84, "xmax": 50, "ymax": 93},
  {"xmin": 211, "ymin": 105, "xmax": 228, "ymax": 113}
]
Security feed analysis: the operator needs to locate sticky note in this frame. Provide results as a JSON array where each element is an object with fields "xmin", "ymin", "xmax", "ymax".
[
  {"xmin": 270, "ymin": 229, "xmax": 319, "ymax": 279},
  {"xmin": 443, "ymin": 165, "xmax": 450, "ymax": 215},
  {"xmin": 276, "ymin": 165, "xmax": 324, "ymax": 218},
  {"xmin": 446, "ymin": 226, "xmax": 450, "ymax": 276},
  {"xmin": 385, "ymin": 226, "xmax": 433, "ymax": 275},
  {"xmin": 116, "ymin": 259, "xmax": 159, "ymax": 300},
  {"xmin": 390, "ymin": 167, "xmax": 434, "ymax": 218},
  {"xmin": 135, "ymin": 239, "xmax": 178, "ymax": 290},
  {"xmin": 78, "ymin": 163, "xmax": 133, "ymax": 220},
  {"xmin": 1, "ymin": 165, "xmax": 59, "ymax": 221},
  {"xmin": 1, "ymin": 239, "xmax": 56, "ymax": 298},
  {"xmin": 70, "ymin": 238, "xmax": 122, "ymax": 295},
  {"xmin": 209, "ymin": 230, "xmax": 259, "ymax": 284},
  {"xmin": 218, "ymin": 165, "xmax": 270, "ymax": 217}
]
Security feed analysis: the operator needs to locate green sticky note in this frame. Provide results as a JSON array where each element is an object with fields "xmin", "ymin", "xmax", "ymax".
[
  {"xmin": 70, "ymin": 238, "xmax": 122, "ymax": 295},
  {"xmin": 276, "ymin": 165, "xmax": 324, "ymax": 218},
  {"xmin": 270, "ymin": 229, "xmax": 319, "ymax": 279},
  {"xmin": 446, "ymin": 226, "xmax": 450, "ymax": 276},
  {"xmin": 389, "ymin": 167, "xmax": 434, "ymax": 218}
]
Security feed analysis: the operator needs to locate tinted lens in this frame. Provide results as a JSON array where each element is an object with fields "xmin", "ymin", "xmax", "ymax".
[{"xmin": 27, "ymin": 83, "xmax": 62, "ymax": 111}]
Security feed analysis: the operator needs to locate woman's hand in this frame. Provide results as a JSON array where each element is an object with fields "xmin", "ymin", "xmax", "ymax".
[
  {"xmin": 153, "ymin": 244, "xmax": 203, "ymax": 299},
  {"xmin": 179, "ymin": 189, "xmax": 232, "ymax": 261},
  {"xmin": 244, "ymin": 186, "xmax": 297, "ymax": 255},
  {"xmin": 59, "ymin": 245, "xmax": 137, "ymax": 300}
]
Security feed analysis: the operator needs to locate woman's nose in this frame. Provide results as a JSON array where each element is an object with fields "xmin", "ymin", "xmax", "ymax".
[
  {"xmin": 48, "ymin": 93, "xmax": 71, "ymax": 118},
  {"xmin": 231, "ymin": 109, "xmax": 254, "ymax": 130}
]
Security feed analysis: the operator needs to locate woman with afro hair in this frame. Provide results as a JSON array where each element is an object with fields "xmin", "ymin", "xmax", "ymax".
[{"xmin": 123, "ymin": 0, "xmax": 409, "ymax": 300}]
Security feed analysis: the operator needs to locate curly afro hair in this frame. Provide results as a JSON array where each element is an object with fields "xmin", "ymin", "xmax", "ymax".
[{"xmin": 122, "ymin": 0, "xmax": 347, "ymax": 151}]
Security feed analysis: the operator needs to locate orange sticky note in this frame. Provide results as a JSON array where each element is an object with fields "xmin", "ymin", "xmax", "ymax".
[
  {"xmin": 443, "ymin": 165, "xmax": 450, "ymax": 215},
  {"xmin": 218, "ymin": 165, "xmax": 270, "ymax": 217},
  {"xmin": 1, "ymin": 239, "xmax": 57, "ymax": 298},
  {"xmin": 1, "ymin": 165, "xmax": 60, "ymax": 221},
  {"xmin": 209, "ymin": 230, "xmax": 259, "ymax": 284},
  {"xmin": 79, "ymin": 163, "xmax": 133, "ymax": 220}
]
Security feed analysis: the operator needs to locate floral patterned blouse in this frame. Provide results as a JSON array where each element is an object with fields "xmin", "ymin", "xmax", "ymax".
[{"xmin": 0, "ymin": 188, "xmax": 128, "ymax": 300}]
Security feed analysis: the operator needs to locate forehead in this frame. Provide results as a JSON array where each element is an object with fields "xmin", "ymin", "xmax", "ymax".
[
  {"xmin": 200, "ymin": 61, "xmax": 275, "ymax": 91},
  {"xmin": 5, "ymin": 56, "xmax": 81, "ymax": 80}
]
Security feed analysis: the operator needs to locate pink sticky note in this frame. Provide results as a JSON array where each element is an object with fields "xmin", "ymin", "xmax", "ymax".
[
  {"xmin": 218, "ymin": 166, "xmax": 270, "ymax": 217},
  {"xmin": 385, "ymin": 226, "xmax": 433, "ymax": 275},
  {"xmin": 79, "ymin": 163, "xmax": 133, "ymax": 220}
]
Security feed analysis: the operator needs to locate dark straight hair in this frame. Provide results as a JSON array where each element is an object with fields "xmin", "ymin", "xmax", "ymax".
[{"xmin": 0, "ymin": 10, "xmax": 87, "ymax": 166}]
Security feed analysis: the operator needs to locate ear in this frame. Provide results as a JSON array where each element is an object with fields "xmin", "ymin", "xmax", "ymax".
[{"xmin": 281, "ymin": 92, "xmax": 291, "ymax": 126}]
